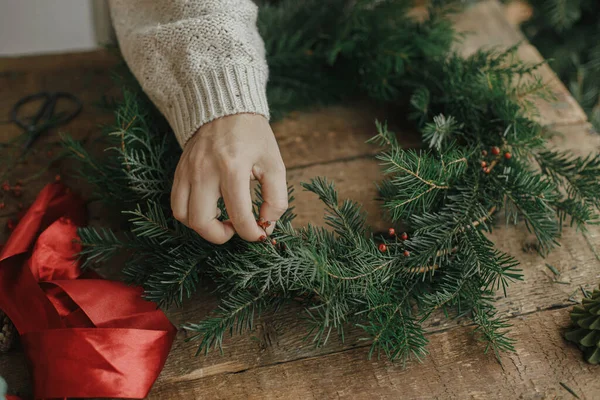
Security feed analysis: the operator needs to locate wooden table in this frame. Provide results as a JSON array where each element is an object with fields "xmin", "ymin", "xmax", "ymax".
[{"xmin": 1, "ymin": 1, "xmax": 599, "ymax": 398}]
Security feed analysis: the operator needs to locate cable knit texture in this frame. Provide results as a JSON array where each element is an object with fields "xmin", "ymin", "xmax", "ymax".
[{"xmin": 109, "ymin": 0, "xmax": 270, "ymax": 147}]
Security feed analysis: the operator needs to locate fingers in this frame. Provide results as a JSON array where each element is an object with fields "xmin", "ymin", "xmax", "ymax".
[
  {"xmin": 171, "ymin": 175, "xmax": 191, "ymax": 226},
  {"xmin": 188, "ymin": 180, "xmax": 235, "ymax": 244},
  {"xmin": 222, "ymin": 168, "xmax": 265, "ymax": 241},
  {"xmin": 257, "ymin": 166, "xmax": 288, "ymax": 236}
]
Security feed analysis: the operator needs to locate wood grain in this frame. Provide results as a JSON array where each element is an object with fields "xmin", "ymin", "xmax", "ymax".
[
  {"xmin": 273, "ymin": 104, "xmax": 419, "ymax": 170},
  {"xmin": 1, "ymin": 2, "xmax": 599, "ymax": 400},
  {"xmin": 145, "ymin": 123, "xmax": 600, "ymax": 398},
  {"xmin": 149, "ymin": 307, "xmax": 600, "ymax": 400},
  {"xmin": 0, "ymin": 52, "xmax": 120, "ymax": 124},
  {"xmin": 0, "ymin": 49, "xmax": 119, "ymax": 74}
]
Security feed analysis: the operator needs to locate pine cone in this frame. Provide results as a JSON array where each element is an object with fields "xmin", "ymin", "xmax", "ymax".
[
  {"xmin": 565, "ymin": 286, "xmax": 600, "ymax": 364},
  {"xmin": 0, "ymin": 309, "xmax": 16, "ymax": 353}
]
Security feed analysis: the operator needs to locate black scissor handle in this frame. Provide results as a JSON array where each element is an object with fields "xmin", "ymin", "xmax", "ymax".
[
  {"xmin": 10, "ymin": 91, "xmax": 83, "ymax": 131},
  {"xmin": 10, "ymin": 92, "xmax": 51, "ymax": 131},
  {"xmin": 48, "ymin": 92, "xmax": 83, "ymax": 125}
]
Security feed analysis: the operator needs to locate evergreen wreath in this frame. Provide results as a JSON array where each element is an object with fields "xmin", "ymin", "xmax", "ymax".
[{"xmin": 63, "ymin": 0, "xmax": 600, "ymax": 364}]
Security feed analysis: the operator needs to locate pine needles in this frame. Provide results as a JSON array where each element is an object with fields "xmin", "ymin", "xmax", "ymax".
[
  {"xmin": 523, "ymin": 0, "xmax": 600, "ymax": 130},
  {"xmin": 65, "ymin": 0, "xmax": 600, "ymax": 365}
]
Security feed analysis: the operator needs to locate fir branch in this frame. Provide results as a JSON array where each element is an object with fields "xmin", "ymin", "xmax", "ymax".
[
  {"xmin": 472, "ymin": 308, "xmax": 516, "ymax": 361},
  {"xmin": 184, "ymin": 291, "xmax": 271, "ymax": 355},
  {"xmin": 378, "ymin": 147, "xmax": 468, "ymax": 221},
  {"xmin": 142, "ymin": 256, "xmax": 204, "ymax": 307},
  {"xmin": 496, "ymin": 165, "xmax": 561, "ymax": 254},
  {"xmin": 423, "ymin": 114, "xmax": 464, "ymax": 150},
  {"xmin": 77, "ymin": 227, "xmax": 129, "ymax": 268}
]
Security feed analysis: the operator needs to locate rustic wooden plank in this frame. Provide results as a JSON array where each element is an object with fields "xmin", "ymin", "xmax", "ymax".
[
  {"xmin": 0, "ymin": 52, "xmax": 120, "ymax": 125},
  {"xmin": 0, "ymin": 68, "xmax": 119, "ymax": 137},
  {"xmin": 149, "ymin": 307, "xmax": 600, "ymax": 400},
  {"xmin": 144, "ymin": 122, "xmax": 600, "ymax": 397},
  {"xmin": 0, "ymin": 71, "xmax": 41, "ymax": 124},
  {"xmin": 454, "ymin": 0, "xmax": 587, "ymax": 127},
  {"xmin": 0, "ymin": 49, "xmax": 119, "ymax": 74},
  {"xmin": 1, "ymin": 2, "xmax": 598, "ymax": 399},
  {"xmin": 273, "ymin": 104, "xmax": 417, "ymax": 170},
  {"xmin": 0, "ymin": 52, "xmax": 122, "ymax": 219},
  {"xmin": 5, "ymin": 124, "xmax": 595, "ymax": 397},
  {"xmin": 0, "ymin": 111, "xmax": 114, "ymax": 144}
]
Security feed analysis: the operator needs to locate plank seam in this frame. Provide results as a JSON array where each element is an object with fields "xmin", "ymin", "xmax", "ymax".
[{"xmin": 158, "ymin": 301, "xmax": 576, "ymax": 386}]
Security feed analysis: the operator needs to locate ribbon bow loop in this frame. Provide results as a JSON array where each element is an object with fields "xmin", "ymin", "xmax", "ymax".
[{"xmin": 0, "ymin": 183, "xmax": 175, "ymax": 399}]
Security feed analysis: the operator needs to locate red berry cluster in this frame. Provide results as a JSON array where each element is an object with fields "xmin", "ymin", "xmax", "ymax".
[
  {"xmin": 380, "ymin": 229, "xmax": 410, "ymax": 257},
  {"xmin": 1, "ymin": 179, "xmax": 35, "ymax": 231},
  {"xmin": 2, "ymin": 181, "xmax": 22, "ymax": 197},
  {"xmin": 257, "ymin": 218, "xmax": 281, "ymax": 248},
  {"xmin": 2, "ymin": 173, "xmax": 65, "ymax": 233},
  {"xmin": 481, "ymin": 146, "xmax": 512, "ymax": 174}
]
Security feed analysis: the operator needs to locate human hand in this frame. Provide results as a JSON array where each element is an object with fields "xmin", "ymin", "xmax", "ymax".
[{"xmin": 171, "ymin": 114, "xmax": 288, "ymax": 244}]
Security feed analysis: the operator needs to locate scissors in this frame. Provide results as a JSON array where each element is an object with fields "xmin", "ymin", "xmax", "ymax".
[{"xmin": 10, "ymin": 91, "xmax": 83, "ymax": 152}]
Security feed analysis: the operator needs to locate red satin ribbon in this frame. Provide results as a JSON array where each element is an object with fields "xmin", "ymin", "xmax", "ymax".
[{"xmin": 0, "ymin": 183, "xmax": 176, "ymax": 399}]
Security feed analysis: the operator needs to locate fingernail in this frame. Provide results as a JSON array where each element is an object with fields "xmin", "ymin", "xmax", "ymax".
[
  {"xmin": 259, "ymin": 235, "xmax": 266, "ymax": 241},
  {"xmin": 266, "ymin": 220, "xmax": 272, "ymax": 227}
]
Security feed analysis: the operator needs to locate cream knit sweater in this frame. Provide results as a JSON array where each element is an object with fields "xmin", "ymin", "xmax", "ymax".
[{"xmin": 109, "ymin": 0, "xmax": 270, "ymax": 147}]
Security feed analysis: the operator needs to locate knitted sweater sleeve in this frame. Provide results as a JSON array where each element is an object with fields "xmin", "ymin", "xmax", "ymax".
[{"xmin": 108, "ymin": 0, "xmax": 270, "ymax": 147}]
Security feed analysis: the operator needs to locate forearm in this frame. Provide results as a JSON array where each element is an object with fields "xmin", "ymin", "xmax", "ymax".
[{"xmin": 109, "ymin": 0, "xmax": 270, "ymax": 147}]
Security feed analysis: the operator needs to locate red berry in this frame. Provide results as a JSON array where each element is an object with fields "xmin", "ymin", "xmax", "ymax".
[
  {"xmin": 257, "ymin": 218, "xmax": 272, "ymax": 229},
  {"xmin": 55, "ymin": 174, "xmax": 61, "ymax": 182},
  {"xmin": 491, "ymin": 146, "xmax": 500, "ymax": 156},
  {"xmin": 481, "ymin": 150, "xmax": 488, "ymax": 156},
  {"xmin": 0, "ymin": 202, "xmax": 4, "ymax": 209},
  {"xmin": 504, "ymin": 152, "xmax": 512, "ymax": 160},
  {"xmin": 388, "ymin": 228, "xmax": 396, "ymax": 237},
  {"xmin": 403, "ymin": 250, "xmax": 410, "ymax": 257},
  {"xmin": 480, "ymin": 161, "xmax": 487, "ymax": 168},
  {"xmin": 400, "ymin": 232, "xmax": 408, "ymax": 241},
  {"xmin": 378, "ymin": 243, "xmax": 387, "ymax": 252},
  {"xmin": 1, "ymin": 182, "xmax": 10, "ymax": 192},
  {"xmin": 6, "ymin": 219, "xmax": 15, "ymax": 230},
  {"xmin": 484, "ymin": 168, "xmax": 491, "ymax": 174},
  {"xmin": 271, "ymin": 239, "xmax": 277, "ymax": 245}
]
